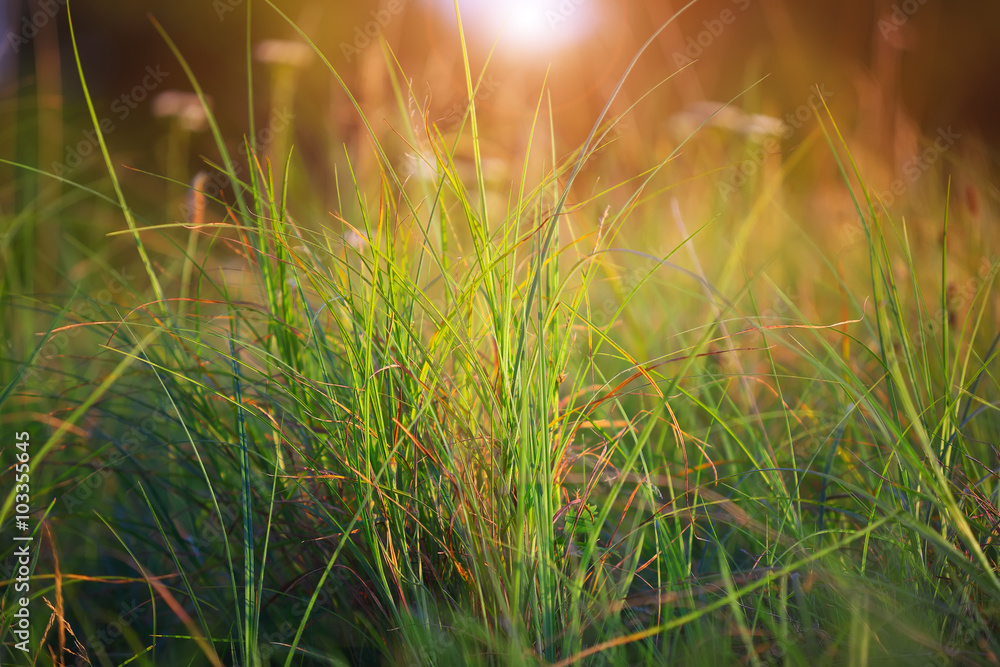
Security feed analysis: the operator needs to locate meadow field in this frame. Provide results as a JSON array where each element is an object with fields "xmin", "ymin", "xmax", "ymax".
[{"xmin": 2, "ymin": 1, "xmax": 1000, "ymax": 665}]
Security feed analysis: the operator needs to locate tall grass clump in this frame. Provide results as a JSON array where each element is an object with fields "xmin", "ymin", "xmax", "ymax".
[{"xmin": 2, "ymin": 3, "xmax": 1000, "ymax": 666}]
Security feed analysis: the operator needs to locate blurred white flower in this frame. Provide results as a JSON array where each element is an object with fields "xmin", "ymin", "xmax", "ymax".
[
  {"xmin": 739, "ymin": 113, "xmax": 788, "ymax": 139},
  {"xmin": 667, "ymin": 100, "xmax": 742, "ymax": 139},
  {"xmin": 345, "ymin": 228, "xmax": 369, "ymax": 251},
  {"xmin": 667, "ymin": 101, "xmax": 786, "ymax": 142},
  {"xmin": 401, "ymin": 149, "xmax": 507, "ymax": 185},
  {"xmin": 401, "ymin": 151, "xmax": 440, "ymax": 181},
  {"xmin": 152, "ymin": 91, "xmax": 209, "ymax": 132},
  {"xmin": 254, "ymin": 40, "xmax": 313, "ymax": 68}
]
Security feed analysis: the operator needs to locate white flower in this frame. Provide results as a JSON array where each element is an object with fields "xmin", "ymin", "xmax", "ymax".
[
  {"xmin": 667, "ymin": 101, "xmax": 786, "ymax": 142},
  {"xmin": 344, "ymin": 229, "xmax": 368, "ymax": 251},
  {"xmin": 401, "ymin": 151, "xmax": 440, "ymax": 181},
  {"xmin": 152, "ymin": 91, "xmax": 209, "ymax": 132},
  {"xmin": 253, "ymin": 40, "xmax": 313, "ymax": 68},
  {"xmin": 739, "ymin": 113, "xmax": 788, "ymax": 139}
]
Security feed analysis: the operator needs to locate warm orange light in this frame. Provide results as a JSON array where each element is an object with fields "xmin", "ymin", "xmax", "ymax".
[{"xmin": 425, "ymin": 0, "xmax": 600, "ymax": 56}]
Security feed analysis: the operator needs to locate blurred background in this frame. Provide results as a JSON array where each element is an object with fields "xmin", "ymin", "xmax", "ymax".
[
  {"xmin": 4, "ymin": 0, "xmax": 998, "ymax": 145},
  {"xmin": 4, "ymin": 5, "xmax": 1000, "ymax": 663},
  {"xmin": 2, "ymin": 0, "xmax": 999, "ymax": 296}
]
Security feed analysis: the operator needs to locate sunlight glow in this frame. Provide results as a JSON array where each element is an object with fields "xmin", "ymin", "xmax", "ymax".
[
  {"xmin": 426, "ymin": 0, "xmax": 600, "ymax": 56},
  {"xmin": 506, "ymin": 4, "xmax": 552, "ymax": 43}
]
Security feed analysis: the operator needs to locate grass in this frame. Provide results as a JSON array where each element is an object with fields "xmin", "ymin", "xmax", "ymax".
[{"xmin": 2, "ymin": 3, "xmax": 1000, "ymax": 666}]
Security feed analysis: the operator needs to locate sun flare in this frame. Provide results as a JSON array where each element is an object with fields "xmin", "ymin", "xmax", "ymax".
[{"xmin": 425, "ymin": 0, "xmax": 600, "ymax": 55}]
